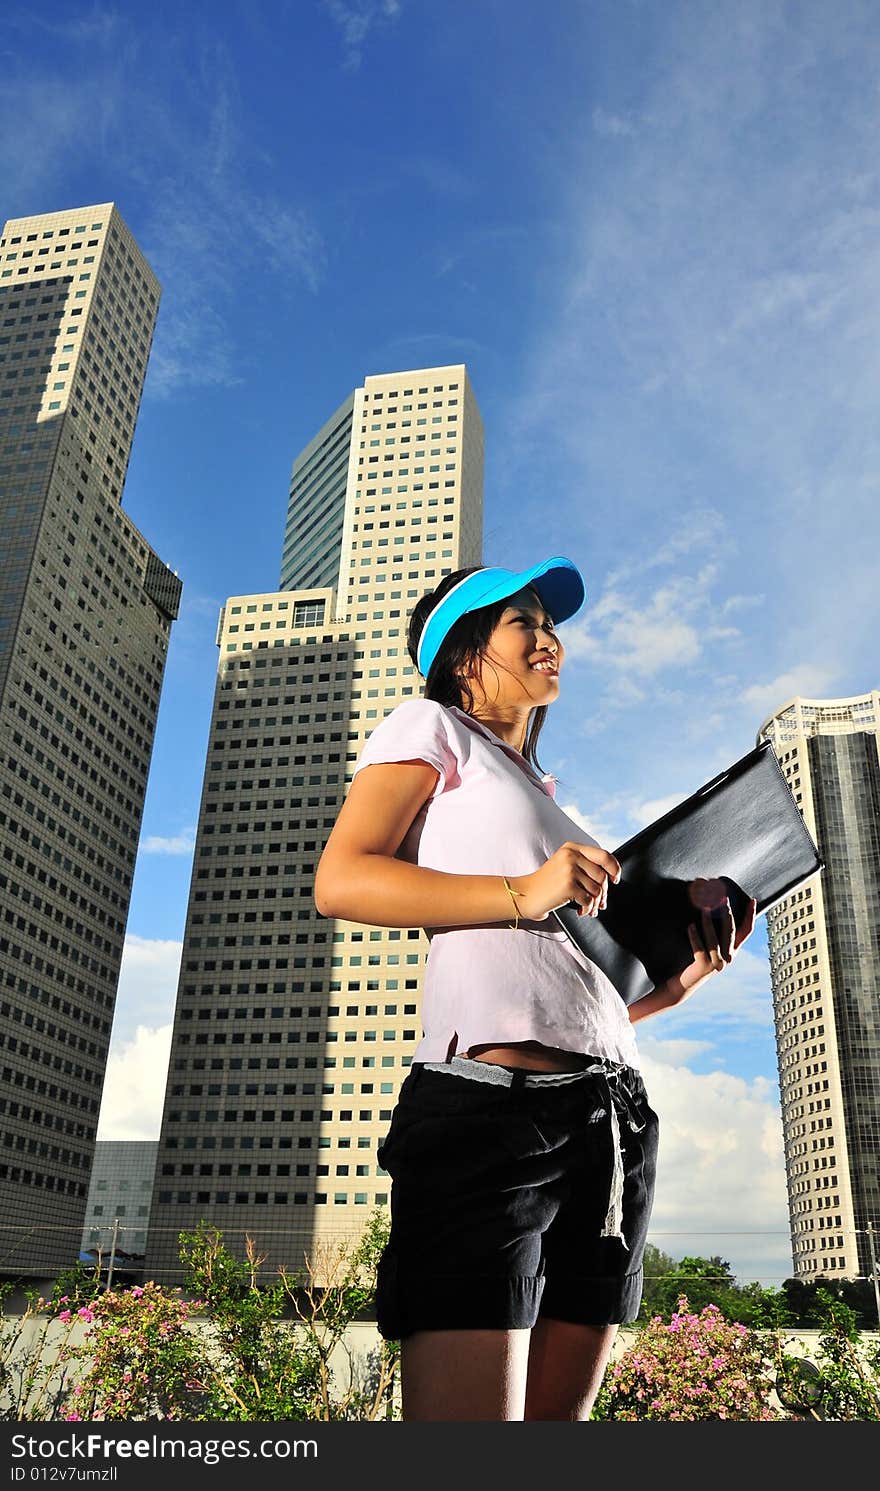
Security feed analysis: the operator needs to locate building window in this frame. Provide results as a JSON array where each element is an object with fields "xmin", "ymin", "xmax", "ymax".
[{"xmin": 293, "ymin": 601, "xmax": 325, "ymax": 628}]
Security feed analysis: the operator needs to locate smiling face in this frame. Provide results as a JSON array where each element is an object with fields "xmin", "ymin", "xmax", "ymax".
[{"xmin": 465, "ymin": 585, "xmax": 563, "ymax": 710}]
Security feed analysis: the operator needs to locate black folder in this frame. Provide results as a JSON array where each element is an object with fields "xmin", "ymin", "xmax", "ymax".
[{"xmin": 551, "ymin": 739, "xmax": 824, "ymax": 1007}]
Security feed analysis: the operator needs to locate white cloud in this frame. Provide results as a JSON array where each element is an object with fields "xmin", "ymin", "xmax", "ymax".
[
  {"xmin": 627, "ymin": 793, "xmax": 688, "ymax": 829},
  {"xmin": 741, "ymin": 667, "xmax": 836, "ymax": 717},
  {"xmin": 635, "ymin": 1037, "xmax": 715, "ymax": 1066},
  {"xmin": 142, "ymin": 168, "xmax": 324, "ymax": 398},
  {"xmin": 8, "ymin": 7, "xmax": 124, "ymax": 47},
  {"xmin": 724, "ymin": 269, "xmax": 830, "ymax": 341},
  {"xmin": 647, "ymin": 943, "xmax": 775, "ymax": 1036},
  {"xmin": 604, "ymin": 509, "xmax": 729, "ymax": 588},
  {"xmin": 500, "ymin": 5, "xmax": 880, "ymax": 722},
  {"xmin": 603, "ymin": 617, "xmax": 699, "ymax": 675},
  {"xmin": 554, "ymin": 797, "xmax": 617, "ymax": 848},
  {"xmin": 109, "ymin": 934, "xmax": 182, "ymax": 1050},
  {"xmin": 322, "ymin": 0, "xmax": 403, "ymax": 70},
  {"xmin": 97, "ymin": 1024, "xmax": 172, "ymax": 1141},
  {"xmin": 138, "ymin": 828, "xmax": 196, "ymax": 856},
  {"xmin": 722, "ymin": 594, "xmax": 766, "ymax": 616},
  {"xmin": 704, "ymin": 625, "xmax": 741, "ymax": 642},
  {"xmin": 2, "ymin": 13, "xmax": 325, "ymax": 397},
  {"xmin": 639, "ymin": 1054, "xmax": 791, "ymax": 1284},
  {"xmin": 557, "ymin": 786, "xmax": 716, "ymax": 851},
  {"xmin": 0, "ymin": 75, "xmax": 119, "ymax": 207},
  {"xmin": 561, "ymin": 564, "xmax": 748, "ymax": 686},
  {"xmin": 145, "ymin": 299, "xmax": 242, "ymax": 398}
]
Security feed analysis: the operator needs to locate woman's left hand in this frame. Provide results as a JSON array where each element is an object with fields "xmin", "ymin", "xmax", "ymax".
[{"xmin": 664, "ymin": 878, "xmax": 758, "ymax": 1007}]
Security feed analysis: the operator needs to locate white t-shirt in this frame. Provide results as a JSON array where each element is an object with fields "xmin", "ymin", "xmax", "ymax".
[{"xmin": 351, "ymin": 698, "xmax": 640, "ymax": 1068}]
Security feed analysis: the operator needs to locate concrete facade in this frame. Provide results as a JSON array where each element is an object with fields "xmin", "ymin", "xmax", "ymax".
[
  {"xmin": 758, "ymin": 692, "xmax": 880, "ymax": 1282},
  {"xmin": 81, "ymin": 1139, "xmax": 158, "ymax": 1262},
  {"xmin": 0, "ymin": 204, "xmax": 182, "ymax": 1276},
  {"xmin": 144, "ymin": 366, "xmax": 483, "ymax": 1284}
]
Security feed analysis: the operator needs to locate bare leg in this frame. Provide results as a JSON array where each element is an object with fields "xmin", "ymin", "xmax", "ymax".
[
  {"xmin": 523, "ymin": 1318, "xmax": 619, "ymax": 1421},
  {"xmin": 401, "ymin": 1328, "xmax": 532, "ymax": 1421}
]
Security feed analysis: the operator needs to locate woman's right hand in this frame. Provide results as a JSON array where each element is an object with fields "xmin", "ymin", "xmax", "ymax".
[{"xmin": 511, "ymin": 843, "xmax": 622, "ymax": 921}]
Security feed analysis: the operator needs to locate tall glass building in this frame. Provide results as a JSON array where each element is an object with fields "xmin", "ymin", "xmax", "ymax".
[
  {"xmin": 144, "ymin": 365, "xmax": 483, "ymax": 1285},
  {"xmin": 279, "ymin": 393, "xmax": 354, "ymax": 592},
  {"xmin": 0, "ymin": 204, "xmax": 182, "ymax": 1276},
  {"xmin": 758, "ymin": 692, "xmax": 880, "ymax": 1282},
  {"xmin": 81, "ymin": 1139, "xmax": 158, "ymax": 1262}
]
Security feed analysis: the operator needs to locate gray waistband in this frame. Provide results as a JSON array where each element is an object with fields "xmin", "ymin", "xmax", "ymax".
[{"xmin": 419, "ymin": 1054, "xmax": 623, "ymax": 1089}]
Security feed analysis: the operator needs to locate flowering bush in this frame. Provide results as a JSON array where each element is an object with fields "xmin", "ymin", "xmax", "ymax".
[
  {"xmin": 0, "ymin": 1288, "xmax": 84, "ymax": 1420},
  {"xmin": 176, "ymin": 1215, "xmax": 396, "ymax": 1420},
  {"xmin": 593, "ymin": 1295, "xmax": 781, "ymax": 1421},
  {"xmin": 46, "ymin": 1213, "xmax": 398, "ymax": 1421},
  {"xmin": 58, "ymin": 1283, "xmax": 209, "ymax": 1421},
  {"xmin": 7, "ymin": 1254, "xmax": 878, "ymax": 1422},
  {"xmin": 49, "ymin": 1261, "xmax": 105, "ymax": 1309}
]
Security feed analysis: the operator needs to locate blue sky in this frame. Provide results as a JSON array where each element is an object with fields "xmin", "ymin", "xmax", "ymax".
[{"xmin": 4, "ymin": 0, "xmax": 879, "ymax": 1286}]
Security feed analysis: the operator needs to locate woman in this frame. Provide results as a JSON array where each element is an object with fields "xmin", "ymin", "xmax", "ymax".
[{"xmin": 314, "ymin": 556, "xmax": 756, "ymax": 1421}]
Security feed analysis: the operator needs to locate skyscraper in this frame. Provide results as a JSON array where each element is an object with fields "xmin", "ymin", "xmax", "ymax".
[
  {"xmin": 144, "ymin": 365, "xmax": 482, "ymax": 1284},
  {"xmin": 279, "ymin": 392, "xmax": 354, "ymax": 592},
  {"xmin": 758, "ymin": 692, "xmax": 880, "ymax": 1283},
  {"xmin": 81, "ymin": 1139, "xmax": 158, "ymax": 1265},
  {"xmin": 0, "ymin": 204, "xmax": 182, "ymax": 1277}
]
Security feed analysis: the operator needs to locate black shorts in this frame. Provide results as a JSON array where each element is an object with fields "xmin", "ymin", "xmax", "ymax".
[{"xmin": 374, "ymin": 1055, "xmax": 659, "ymax": 1341}]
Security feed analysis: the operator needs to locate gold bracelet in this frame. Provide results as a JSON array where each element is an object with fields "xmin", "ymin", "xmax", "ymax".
[{"xmin": 502, "ymin": 876, "xmax": 525, "ymax": 931}]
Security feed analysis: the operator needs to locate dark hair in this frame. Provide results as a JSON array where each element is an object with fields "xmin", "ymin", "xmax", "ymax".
[{"xmin": 406, "ymin": 567, "xmax": 550, "ymax": 775}]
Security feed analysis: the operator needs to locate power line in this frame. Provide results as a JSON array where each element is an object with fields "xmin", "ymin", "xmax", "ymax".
[{"xmin": 4, "ymin": 1221, "xmax": 871, "ymax": 1237}]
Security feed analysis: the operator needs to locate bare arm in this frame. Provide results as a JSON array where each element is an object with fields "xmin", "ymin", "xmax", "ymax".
[
  {"xmin": 314, "ymin": 761, "xmax": 517, "ymax": 927},
  {"xmin": 628, "ymin": 985, "xmax": 679, "ymax": 1023},
  {"xmin": 313, "ymin": 759, "xmax": 620, "ymax": 929}
]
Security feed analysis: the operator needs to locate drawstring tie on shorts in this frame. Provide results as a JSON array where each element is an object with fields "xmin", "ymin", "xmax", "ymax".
[
  {"xmin": 418, "ymin": 1053, "xmax": 646, "ymax": 1252},
  {"xmin": 595, "ymin": 1067, "xmax": 646, "ymax": 1250}
]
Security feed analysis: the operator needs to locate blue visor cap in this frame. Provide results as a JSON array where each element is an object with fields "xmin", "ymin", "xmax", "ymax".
[{"xmin": 416, "ymin": 556, "xmax": 587, "ymax": 679}]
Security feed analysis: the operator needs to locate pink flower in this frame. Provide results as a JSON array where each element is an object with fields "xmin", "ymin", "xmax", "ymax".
[{"xmin": 58, "ymin": 1310, "xmax": 72, "ymax": 1323}]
